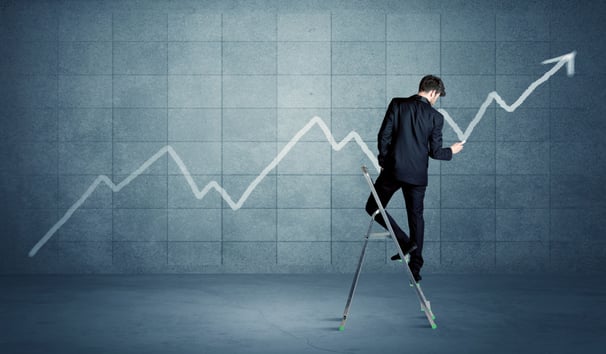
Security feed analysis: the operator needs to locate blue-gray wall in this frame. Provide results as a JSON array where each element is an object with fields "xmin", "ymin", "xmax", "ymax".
[{"xmin": 1, "ymin": 0, "xmax": 605, "ymax": 274}]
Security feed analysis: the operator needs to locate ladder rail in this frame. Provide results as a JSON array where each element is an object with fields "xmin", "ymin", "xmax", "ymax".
[{"xmin": 338, "ymin": 210, "xmax": 380, "ymax": 331}]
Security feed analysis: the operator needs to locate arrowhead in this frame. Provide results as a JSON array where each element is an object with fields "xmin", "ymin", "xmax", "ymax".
[{"xmin": 541, "ymin": 51, "xmax": 576, "ymax": 77}]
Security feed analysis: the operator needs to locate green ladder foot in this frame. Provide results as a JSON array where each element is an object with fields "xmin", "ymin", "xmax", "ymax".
[
  {"xmin": 338, "ymin": 325, "xmax": 345, "ymax": 331},
  {"xmin": 431, "ymin": 323, "xmax": 437, "ymax": 330}
]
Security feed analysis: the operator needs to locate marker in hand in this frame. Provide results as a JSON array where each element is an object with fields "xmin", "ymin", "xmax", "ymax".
[{"xmin": 451, "ymin": 140, "xmax": 465, "ymax": 154}]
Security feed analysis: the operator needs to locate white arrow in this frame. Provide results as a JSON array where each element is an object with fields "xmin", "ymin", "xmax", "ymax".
[{"xmin": 439, "ymin": 50, "xmax": 576, "ymax": 141}]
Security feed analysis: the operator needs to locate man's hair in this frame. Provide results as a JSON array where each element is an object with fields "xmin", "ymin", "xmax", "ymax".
[{"xmin": 419, "ymin": 75, "xmax": 446, "ymax": 97}]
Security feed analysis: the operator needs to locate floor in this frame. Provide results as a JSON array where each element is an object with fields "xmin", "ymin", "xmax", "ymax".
[{"xmin": 1, "ymin": 273, "xmax": 605, "ymax": 354}]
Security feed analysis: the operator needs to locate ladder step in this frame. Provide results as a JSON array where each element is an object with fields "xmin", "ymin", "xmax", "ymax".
[{"xmin": 368, "ymin": 232, "xmax": 390, "ymax": 239}]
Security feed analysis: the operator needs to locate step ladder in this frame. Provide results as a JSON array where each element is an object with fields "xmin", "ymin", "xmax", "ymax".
[{"xmin": 338, "ymin": 166, "xmax": 437, "ymax": 330}]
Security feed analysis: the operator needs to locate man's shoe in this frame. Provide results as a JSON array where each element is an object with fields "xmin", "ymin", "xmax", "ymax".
[{"xmin": 390, "ymin": 242, "xmax": 417, "ymax": 261}]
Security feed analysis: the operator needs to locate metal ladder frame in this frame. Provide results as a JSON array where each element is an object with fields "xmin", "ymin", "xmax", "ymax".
[{"xmin": 338, "ymin": 166, "xmax": 437, "ymax": 330}]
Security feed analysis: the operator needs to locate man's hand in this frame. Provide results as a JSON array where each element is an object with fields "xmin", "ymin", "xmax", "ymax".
[{"xmin": 450, "ymin": 141, "xmax": 465, "ymax": 154}]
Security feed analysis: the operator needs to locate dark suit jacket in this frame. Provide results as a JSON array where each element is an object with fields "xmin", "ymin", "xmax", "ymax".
[{"xmin": 377, "ymin": 95, "xmax": 452, "ymax": 186}]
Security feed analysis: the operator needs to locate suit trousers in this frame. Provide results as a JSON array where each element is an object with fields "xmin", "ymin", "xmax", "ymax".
[{"xmin": 365, "ymin": 170, "xmax": 427, "ymax": 273}]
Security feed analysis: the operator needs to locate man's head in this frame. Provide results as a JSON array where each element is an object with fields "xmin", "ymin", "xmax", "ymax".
[{"xmin": 418, "ymin": 75, "xmax": 445, "ymax": 106}]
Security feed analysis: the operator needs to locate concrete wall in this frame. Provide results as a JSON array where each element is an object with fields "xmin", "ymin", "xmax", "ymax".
[{"xmin": 1, "ymin": 0, "xmax": 605, "ymax": 273}]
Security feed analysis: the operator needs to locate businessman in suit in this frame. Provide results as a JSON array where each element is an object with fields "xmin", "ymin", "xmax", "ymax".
[{"xmin": 365, "ymin": 75, "xmax": 464, "ymax": 283}]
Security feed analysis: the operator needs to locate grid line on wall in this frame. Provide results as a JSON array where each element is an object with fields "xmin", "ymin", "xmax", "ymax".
[
  {"xmin": 547, "ymin": 8, "xmax": 553, "ymax": 269},
  {"xmin": 111, "ymin": 12, "xmax": 115, "ymax": 266},
  {"xmin": 439, "ymin": 12, "xmax": 443, "ymax": 267},
  {"xmin": 166, "ymin": 12, "xmax": 169, "ymax": 266},
  {"xmin": 494, "ymin": 13, "xmax": 498, "ymax": 270},
  {"xmin": 220, "ymin": 13, "xmax": 224, "ymax": 265},
  {"xmin": 275, "ymin": 12, "xmax": 279, "ymax": 265},
  {"xmin": 329, "ymin": 11, "xmax": 333, "ymax": 265}
]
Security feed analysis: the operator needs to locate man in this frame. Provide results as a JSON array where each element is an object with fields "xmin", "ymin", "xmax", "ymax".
[{"xmin": 365, "ymin": 75, "xmax": 464, "ymax": 283}]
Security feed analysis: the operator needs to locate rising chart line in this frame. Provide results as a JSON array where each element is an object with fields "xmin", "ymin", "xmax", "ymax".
[
  {"xmin": 28, "ymin": 51, "xmax": 576, "ymax": 257},
  {"xmin": 440, "ymin": 51, "xmax": 576, "ymax": 141}
]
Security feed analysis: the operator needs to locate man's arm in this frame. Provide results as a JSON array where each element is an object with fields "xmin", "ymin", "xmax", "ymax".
[
  {"xmin": 429, "ymin": 113, "xmax": 454, "ymax": 160},
  {"xmin": 377, "ymin": 99, "xmax": 396, "ymax": 168}
]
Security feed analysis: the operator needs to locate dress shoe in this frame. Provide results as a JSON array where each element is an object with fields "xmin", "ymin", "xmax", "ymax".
[{"xmin": 390, "ymin": 242, "xmax": 417, "ymax": 261}]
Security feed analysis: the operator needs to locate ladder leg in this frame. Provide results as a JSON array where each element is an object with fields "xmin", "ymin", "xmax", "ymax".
[
  {"xmin": 413, "ymin": 282, "xmax": 436, "ymax": 323},
  {"xmin": 414, "ymin": 283, "xmax": 435, "ymax": 320},
  {"xmin": 339, "ymin": 213, "xmax": 377, "ymax": 331},
  {"xmin": 393, "ymin": 239, "xmax": 437, "ymax": 327},
  {"xmin": 401, "ymin": 259, "xmax": 435, "ymax": 319}
]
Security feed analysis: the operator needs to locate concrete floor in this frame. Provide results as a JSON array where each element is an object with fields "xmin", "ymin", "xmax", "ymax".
[{"xmin": 1, "ymin": 273, "xmax": 605, "ymax": 354}]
